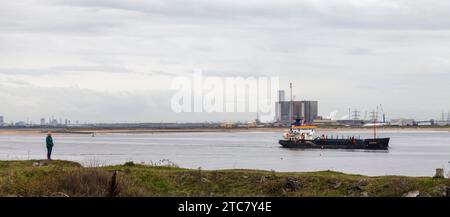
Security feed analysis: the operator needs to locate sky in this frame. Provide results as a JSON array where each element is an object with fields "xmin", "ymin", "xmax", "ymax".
[{"xmin": 1, "ymin": 0, "xmax": 450, "ymax": 123}]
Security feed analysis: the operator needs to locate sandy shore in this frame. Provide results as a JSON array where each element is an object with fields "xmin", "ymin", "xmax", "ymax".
[
  {"xmin": 0, "ymin": 128, "xmax": 284, "ymax": 135},
  {"xmin": 0, "ymin": 129, "xmax": 44, "ymax": 135},
  {"xmin": 0, "ymin": 126, "xmax": 449, "ymax": 135}
]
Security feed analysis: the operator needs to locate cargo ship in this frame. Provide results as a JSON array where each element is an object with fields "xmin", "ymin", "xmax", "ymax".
[{"xmin": 279, "ymin": 119, "xmax": 389, "ymax": 150}]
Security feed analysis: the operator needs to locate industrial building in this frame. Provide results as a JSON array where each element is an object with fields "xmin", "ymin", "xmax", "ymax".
[
  {"xmin": 275, "ymin": 90, "xmax": 318, "ymax": 124},
  {"xmin": 390, "ymin": 119, "xmax": 415, "ymax": 126},
  {"xmin": 312, "ymin": 118, "xmax": 338, "ymax": 126}
]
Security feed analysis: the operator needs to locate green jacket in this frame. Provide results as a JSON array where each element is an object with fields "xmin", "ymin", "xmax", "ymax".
[{"xmin": 46, "ymin": 136, "xmax": 54, "ymax": 148}]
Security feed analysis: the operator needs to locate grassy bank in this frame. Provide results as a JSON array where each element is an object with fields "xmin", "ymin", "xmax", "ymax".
[{"xmin": 0, "ymin": 160, "xmax": 448, "ymax": 197}]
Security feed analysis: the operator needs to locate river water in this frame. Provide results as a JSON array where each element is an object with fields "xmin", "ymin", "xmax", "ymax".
[{"xmin": 0, "ymin": 130, "xmax": 449, "ymax": 176}]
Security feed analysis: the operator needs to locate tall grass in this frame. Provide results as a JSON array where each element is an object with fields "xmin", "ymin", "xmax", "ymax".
[
  {"xmin": 1, "ymin": 160, "xmax": 449, "ymax": 197},
  {"xmin": 55, "ymin": 168, "xmax": 120, "ymax": 197}
]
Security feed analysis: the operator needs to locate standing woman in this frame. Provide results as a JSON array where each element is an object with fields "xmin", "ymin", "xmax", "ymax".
[{"xmin": 46, "ymin": 131, "xmax": 54, "ymax": 160}]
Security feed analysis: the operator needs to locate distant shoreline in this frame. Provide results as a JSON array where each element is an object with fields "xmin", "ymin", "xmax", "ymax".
[{"xmin": 0, "ymin": 126, "xmax": 449, "ymax": 135}]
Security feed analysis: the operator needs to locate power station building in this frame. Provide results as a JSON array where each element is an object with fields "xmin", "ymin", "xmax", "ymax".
[{"xmin": 275, "ymin": 90, "xmax": 318, "ymax": 124}]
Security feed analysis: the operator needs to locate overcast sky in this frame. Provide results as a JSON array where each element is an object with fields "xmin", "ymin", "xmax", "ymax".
[{"xmin": 1, "ymin": 0, "xmax": 449, "ymax": 123}]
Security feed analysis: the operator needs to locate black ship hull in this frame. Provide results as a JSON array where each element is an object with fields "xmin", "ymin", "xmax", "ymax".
[{"xmin": 279, "ymin": 138, "xmax": 389, "ymax": 150}]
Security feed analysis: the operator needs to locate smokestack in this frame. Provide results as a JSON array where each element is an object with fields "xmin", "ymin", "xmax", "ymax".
[{"xmin": 278, "ymin": 90, "xmax": 285, "ymax": 102}]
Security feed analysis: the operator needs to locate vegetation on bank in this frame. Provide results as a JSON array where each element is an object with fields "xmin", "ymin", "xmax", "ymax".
[{"xmin": 0, "ymin": 160, "xmax": 448, "ymax": 197}]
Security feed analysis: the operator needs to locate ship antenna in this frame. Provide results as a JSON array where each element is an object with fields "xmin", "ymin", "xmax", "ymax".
[
  {"xmin": 290, "ymin": 82, "xmax": 293, "ymax": 122},
  {"xmin": 373, "ymin": 115, "xmax": 376, "ymax": 139},
  {"xmin": 370, "ymin": 109, "xmax": 377, "ymax": 139},
  {"xmin": 374, "ymin": 106, "xmax": 378, "ymax": 139}
]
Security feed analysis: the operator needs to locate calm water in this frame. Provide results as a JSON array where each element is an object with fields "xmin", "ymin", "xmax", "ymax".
[{"xmin": 1, "ymin": 130, "xmax": 450, "ymax": 176}]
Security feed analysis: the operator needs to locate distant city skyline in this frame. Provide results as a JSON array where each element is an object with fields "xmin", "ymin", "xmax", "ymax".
[
  {"xmin": 1, "ymin": 106, "xmax": 449, "ymax": 125},
  {"xmin": 1, "ymin": 1, "xmax": 450, "ymax": 123}
]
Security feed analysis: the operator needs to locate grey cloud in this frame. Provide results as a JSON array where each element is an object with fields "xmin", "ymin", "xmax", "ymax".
[
  {"xmin": 347, "ymin": 48, "xmax": 373, "ymax": 55},
  {"xmin": 48, "ymin": 0, "xmax": 450, "ymax": 30},
  {"xmin": 51, "ymin": 65, "xmax": 133, "ymax": 73},
  {"xmin": 0, "ymin": 1, "xmax": 131, "ymax": 35},
  {"xmin": 0, "ymin": 1, "xmax": 450, "ymax": 122},
  {"xmin": 0, "ymin": 83, "xmax": 258, "ymax": 123},
  {"xmin": 0, "ymin": 65, "xmax": 133, "ymax": 75}
]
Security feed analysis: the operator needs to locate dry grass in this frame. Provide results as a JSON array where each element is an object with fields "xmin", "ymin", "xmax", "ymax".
[
  {"xmin": 54, "ymin": 168, "xmax": 119, "ymax": 197},
  {"xmin": 0, "ymin": 160, "xmax": 449, "ymax": 197}
]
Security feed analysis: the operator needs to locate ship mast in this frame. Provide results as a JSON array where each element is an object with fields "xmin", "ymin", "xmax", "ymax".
[
  {"xmin": 374, "ymin": 106, "xmax": 379, "ymax": 139},
  {"xmin": 373, "ymin": 115, "xmax": 376, "ymax": 139},
  {"xmin": 290, "ymin": 82, "xmax": 293, "ymax": 122},
  {"xmin": 370, "ymin": 109, "xmax": 377, "ymax": 139}
]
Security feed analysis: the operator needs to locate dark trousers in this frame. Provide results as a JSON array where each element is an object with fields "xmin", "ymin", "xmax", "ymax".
[{"xmin": 47, "ymin": 146, "xmax": 53, "ymax": 160}]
